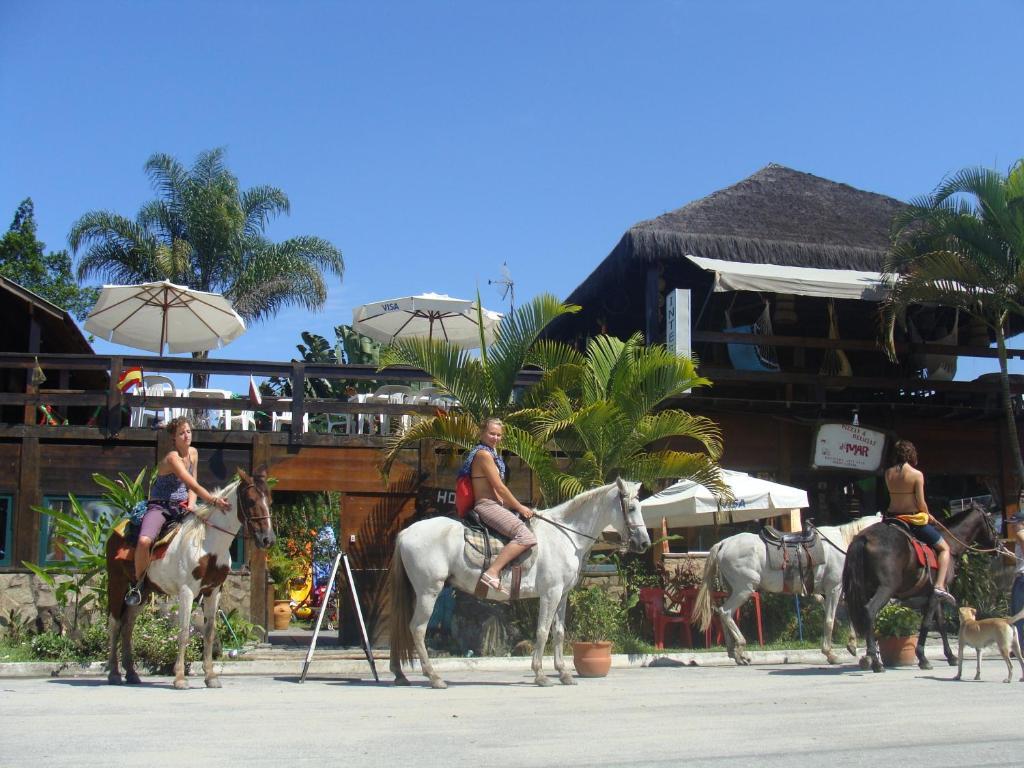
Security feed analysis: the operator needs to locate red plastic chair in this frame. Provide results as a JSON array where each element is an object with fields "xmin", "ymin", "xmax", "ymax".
[{"xmin": 638, "ymin": 587, "xmax": 693, "ymax": 649}]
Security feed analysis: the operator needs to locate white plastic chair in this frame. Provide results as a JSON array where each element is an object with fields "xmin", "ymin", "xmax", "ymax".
[
  {"xmin": 371, "ymin": 385, "xmax": 413, "ymax": 435},
  {"xmin": 180, "ymin": 388, "xmax": 232, "ymax": 429},
  {"xmin": 226, "ymin": 408, "xmax": 256, "ymax": 431},
  {"xmin": 271, "ymin": 398, "xmax": 310, "ymax": 433},
  {"xmin": 131, "ymin": 375, "xmax": 176, "ymax": 427}
]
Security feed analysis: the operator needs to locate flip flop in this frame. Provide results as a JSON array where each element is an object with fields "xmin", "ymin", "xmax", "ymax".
[{"xmin": 479, "ymin": 572, "xmax": 509, "ymax": 595}]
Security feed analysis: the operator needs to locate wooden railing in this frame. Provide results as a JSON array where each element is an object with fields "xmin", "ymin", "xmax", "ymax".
[{"xmin": 0, "ymin": 352, "xmax": 547, "ymax": 443}]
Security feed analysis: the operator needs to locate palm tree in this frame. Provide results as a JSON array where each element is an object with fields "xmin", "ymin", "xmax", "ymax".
[
  {"xmin": 380, "ymin": 293, "xmax": 724, "ymax": 505},
  {"xmin": 521, "ymin": 332, "xmax": 724, "ymax": 503},
  {"xmin": 69, "ymin": 148, "xmax": 344, "ymax": 380},
  {"xmin": 882, "ymin": 160, "xmax": 1024, "ymax": 491},
  {"xmin": 377, "ymin": 293, "xmax": 577, "ymax": 496}
]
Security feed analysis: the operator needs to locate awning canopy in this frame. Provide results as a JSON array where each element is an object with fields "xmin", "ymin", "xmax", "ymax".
[
  {"xmin": 640, "ymin": 469, "xmax": 809, "ymax": 528},
  {"xmin": 685, "ymin": 255, "xmax": 890, "ymax": 301}
]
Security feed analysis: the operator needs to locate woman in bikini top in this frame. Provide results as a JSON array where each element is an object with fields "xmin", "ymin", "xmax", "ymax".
[{"xmin": 884, "ymin": 439, "xmax": 955, "ymax": 603}]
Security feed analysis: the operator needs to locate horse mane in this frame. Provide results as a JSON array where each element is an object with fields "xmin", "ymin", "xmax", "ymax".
[
  {"xmin": 178, "ymin": 478, "xmax": 242, "ymax": 550},
  {"xmin": 833, "ymin": 513, "xmax": 882, "ymax": 548},
  {"xmin": 544, "ymin": 482, "xmax": 617, "ymax": 519},
  {"xmin": 942, "ymin": 503, "xmax": 984, "ymax": 528}
]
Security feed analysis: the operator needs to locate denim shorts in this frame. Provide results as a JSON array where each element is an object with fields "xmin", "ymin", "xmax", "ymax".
[{"xmin": 909, "ymin": 522, "xmax": 942, "ymax": 547}]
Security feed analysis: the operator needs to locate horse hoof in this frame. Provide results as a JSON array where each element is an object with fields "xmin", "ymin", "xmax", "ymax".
[
  {"xmin": 858, "ymin": 656, "xmax": 871, "ymax": 670},
  {"xmin": 205, "ymin": 677, "xmax": 222, "ymax": 689},
  {"xmin": 173, "ymin": 679, "xmax": 189, "ymax": 690},
  {"xmin": 125, "ymin": 672, "xmax": 142, "ymax": 685},
  {"xmin": 107, "ymin": 673, "xmax": 123, "ymax": 685},
  {"xmin": 824, "ymin": 653, "xmax": 839, "ymax": 665},
  {"xmin": 918, "ymin": 659, "xmax": 933, "ymax": 671},
  {"xmin": 871, "ymin": 660, "xmax": 885, "ymax": 673},
  {"xmin": 429, "ymin": 678, "xmax": 448, "ymax": 690},
  {"xmin": 393, "ymin": 676, "xmax": 411, "ymax": 687},
  {"xmin": 534, "ymin": 675, "xmax": 553, "ymax": 687},
  {"xmin": 559, "ymin": 673, "xmax": 576, "ymax": 686}
]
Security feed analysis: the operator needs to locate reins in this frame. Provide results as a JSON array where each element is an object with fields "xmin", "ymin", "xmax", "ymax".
[
  {"xmin": 532, "ymin": 511, "xmax": 599, "ymax": 541},
  {"xmin": 200, "ymin": 481, "xmax": 271, "ymax": 539},
  {"xmin": 930, "ymin": 515, "xmax": 1007, "ymax": 556}
]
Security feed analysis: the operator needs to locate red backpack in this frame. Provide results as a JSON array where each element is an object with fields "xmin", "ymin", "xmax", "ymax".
[{"xmin": 455, "ymin": 475, "xmax": 475, "ymax": 518}]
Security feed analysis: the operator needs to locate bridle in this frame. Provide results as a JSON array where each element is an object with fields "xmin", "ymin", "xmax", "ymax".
[
  {"xmin": 534, "ymin": 482, "xmax": 641, "ymax": 544},
  {"xmin": 201, "ymin": 478, "xmax": 272, "ymax": 539},
  {"xmin": 931, "ymin": 507, "xmax": 1005, "ymax": 556}
]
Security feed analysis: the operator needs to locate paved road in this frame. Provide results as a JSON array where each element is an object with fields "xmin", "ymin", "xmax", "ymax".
[{"xmin": 2, "ymin": 656, "xmax": 1022, "ymax": 767}]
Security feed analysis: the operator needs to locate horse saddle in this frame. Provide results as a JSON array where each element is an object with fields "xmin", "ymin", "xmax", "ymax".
[
  {"xmin": 759, "ymin": 526, "xmax": 824, "ymax": 595},
  {"xmin": 462, "ymin": 521, "xmax": 537, "ymax": 600},
  {"xmin": 111, "ymin": 517, "xmax": 184, "ymax": 564}
]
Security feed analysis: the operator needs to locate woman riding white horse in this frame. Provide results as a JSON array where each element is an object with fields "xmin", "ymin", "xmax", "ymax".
[{"xmin": 389, "ymin": 477, "xmax": 650, "ymax": 688}]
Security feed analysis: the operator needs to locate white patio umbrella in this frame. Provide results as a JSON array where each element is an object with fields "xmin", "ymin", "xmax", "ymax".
[
  {"xmin": 640, "ymin": 469, "xmax": 809, "ymax": 528},
  {"xmin": 85, "ymin": 280, "xmax": 246, "ymax": 355},
  {"xmin": 351, "ymin": 292, "xmax": 501, "ymax": 348}
]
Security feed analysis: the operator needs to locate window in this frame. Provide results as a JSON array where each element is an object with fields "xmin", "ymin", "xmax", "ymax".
[
  {"xmin": 38, "ymin": 495, "xmax": 119, "ymax": 565},
  {"xmin": 0, "ymin": 496, "xmax": 13, "ymax": 566}
]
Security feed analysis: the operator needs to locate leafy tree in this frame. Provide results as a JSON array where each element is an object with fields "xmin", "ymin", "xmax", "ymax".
[
  {"xmin": 69, "ymin": 148, "xmax": 344, "ymax": 382},
  {"xmin": 377, "ymin": 293, "xmax": 578, "ymax": 499},
  {"xmin": 882, "ymin": 160, "xmax": 1024, "ymax": 492},
  {"xmin": 521, "ymin": 332, "xmax": 724, "ymax": 502},
  {"xmin": 378, "ymin": 294, "xmax": 724, "ymax": 505},
  {"xmin": 0, "ymin": 198, "xmax": 98, "ymax": 320}
]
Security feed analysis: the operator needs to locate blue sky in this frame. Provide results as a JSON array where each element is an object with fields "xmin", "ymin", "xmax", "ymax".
[{"xmin": 2, "ymin": 1, "xmax": 1023, "ymax": 391}]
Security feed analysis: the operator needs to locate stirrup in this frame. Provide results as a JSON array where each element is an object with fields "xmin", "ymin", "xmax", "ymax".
[
  {"xmin": 124, "ymin": 583, "xmax": 142, "ymax": 607},
  {"xmin": 933, "ymin": 587, "xmax": 956, "ymax": 605}
]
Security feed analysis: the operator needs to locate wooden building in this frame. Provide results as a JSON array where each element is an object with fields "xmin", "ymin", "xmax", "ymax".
[{"xmin": 544, "ymin": 164, "xmax": 1022, "ymax": 538}]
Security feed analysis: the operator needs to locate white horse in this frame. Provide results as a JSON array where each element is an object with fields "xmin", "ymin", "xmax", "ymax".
[
  {"xmin": 106, "ymin": 467, "xmax": 275, "ymax": 689},
  {"xmin": 389, "ymin": 478, "xmax": 651, "ymax": 688},
  {"xmin": 693, "ymin": 514, "xmax": 880, "ymax": 665}
]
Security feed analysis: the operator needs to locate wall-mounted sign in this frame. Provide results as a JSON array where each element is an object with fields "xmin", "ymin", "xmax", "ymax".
[{"xmin": 812, "ymin": 422, "xmax": 887, "ymax": 472}]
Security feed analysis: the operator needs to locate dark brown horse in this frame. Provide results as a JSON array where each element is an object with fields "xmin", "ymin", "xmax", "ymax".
[{"xmin": 842, "ymin": 502, "xmax": 999, "ymax": 673}]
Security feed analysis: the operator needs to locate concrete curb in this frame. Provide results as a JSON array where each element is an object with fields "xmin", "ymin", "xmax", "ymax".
[{"xmin": 0, "ymin": 644, "xmax": 958, "ymax": 679}]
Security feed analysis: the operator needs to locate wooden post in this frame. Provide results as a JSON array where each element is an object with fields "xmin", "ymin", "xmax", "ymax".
[
  {"xmin": 779, "ymin": 508, "xmax": 802, "ymax": 533},
  {"xmin": 289, "ymin": 361, "xmax": 305, "ymax": 445},
  {"xmin": 249, "ymin": 432, "xmax": 272, "ymax": 632},
  {"xmin": 14, "ymin": 437, "xmax": 41, "ymax": 565}
]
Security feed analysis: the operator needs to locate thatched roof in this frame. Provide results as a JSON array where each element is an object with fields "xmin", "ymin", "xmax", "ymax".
[{"xmin": 565, "ymin": 164, "xmax": 907, "ymax": 307}]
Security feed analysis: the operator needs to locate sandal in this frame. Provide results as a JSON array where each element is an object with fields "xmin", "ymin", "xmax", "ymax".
[
  {"xmin": 933, "ymin": 587, "xmax": 956, "ymax": 605},
  {"xmin": 478, "ymin": 572, "xmax": 509, "ymax": 595}
]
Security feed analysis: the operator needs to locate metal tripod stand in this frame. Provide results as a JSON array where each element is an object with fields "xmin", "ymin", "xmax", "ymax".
[{"xmin": 299, "ymin": 549, "xmax": 379, "ymax": 682}]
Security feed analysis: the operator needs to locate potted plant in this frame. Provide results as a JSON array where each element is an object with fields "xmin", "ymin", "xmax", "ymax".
[
  {"xmin": 567, "ymin": 585, "xmax": 626, "ymax": 677},
  {"xmin": 266, "ymin": 544, "xmax": 303, "ymax": 630},
  {"xmin": 874, "ymin": 602, "xmax": 920, "ymax": 666}
]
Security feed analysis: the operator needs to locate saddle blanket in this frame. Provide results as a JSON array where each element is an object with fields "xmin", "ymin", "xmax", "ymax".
[
  {"xmin": 911, "ymin": 538, "xmax": 938, "ymax": 570},
  {"xmin": 111, "ymin": 518, "xmax": 181, "ymax": 563},
  {"xmin": 762, "ymin": 532, "xmax": 825, "ymax": 595},
  {"xmin": 462, "ymin": 524, "xmax": 537, "ymax": 572}
]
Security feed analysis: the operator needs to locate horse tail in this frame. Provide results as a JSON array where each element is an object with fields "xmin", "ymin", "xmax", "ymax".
[
  {"xmin": 387, "ymin": 535, "xmax": 416, "ymax": 668},
  {"xmin": 842, "ymin": 534, "xmax": 870, "ymax": 638},
  {"xmin": 694, "ymin": 542, "xmax": 722, "ymax": 633}
]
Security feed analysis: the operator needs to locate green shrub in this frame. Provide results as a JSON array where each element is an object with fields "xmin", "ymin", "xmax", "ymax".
[
  {"xmin": 567, "ymin": 586, "xmax": 626, "ymax": 643},
  {"xmin": 952, "ymin": 552, "xmax": 1008, "ymax": 620},
  {"xmin": 131, "ymin": 604, "xmax": 202, "ymax": 674},
  {"xmin": 875, "ymin": 603, "xmax": 920, "ymax": 638},
  {"xmin": 30, "ymin": 631, "xmax": 76, "ymax": 661},
  {"xmin": 73, "ymin": 621, "xmax": 109, "ymax": 662}
]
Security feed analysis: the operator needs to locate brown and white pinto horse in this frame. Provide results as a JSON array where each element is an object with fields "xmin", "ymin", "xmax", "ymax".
[
  {"xmin": 106, "ymin": 467, "xmax": 275, "ymax": 689},
  {"xmin": 842, "ymin": 502, "xmax": 999, "ymax": 673}
]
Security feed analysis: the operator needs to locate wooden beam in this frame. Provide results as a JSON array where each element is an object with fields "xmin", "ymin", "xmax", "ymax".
[{"xmin": 14, "ymin": 437, "xmax": 40, "ymax": 566}]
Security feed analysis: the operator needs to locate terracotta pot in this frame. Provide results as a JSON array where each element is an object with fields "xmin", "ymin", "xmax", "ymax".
[
  {"xmin": 272, "ymin": 599, "xmax": 293, "ymax": 630},
  {"xmin": 572, "ymin": 641, "xmax": 613, "ymax": 677},
  {"xmin": 877, "ymin": 635, "xmax": 917, "ymax": 667}
]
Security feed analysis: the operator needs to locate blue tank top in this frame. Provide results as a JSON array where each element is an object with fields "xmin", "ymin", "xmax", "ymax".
[{"xmin": 150, "ymin": 458, "xmax": 193, "ymax": 505}]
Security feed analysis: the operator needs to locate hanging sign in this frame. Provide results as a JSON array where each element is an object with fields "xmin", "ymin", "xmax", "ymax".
[{"xmin": 812, "ymin": 422, "xmax": 887, "ymax": 472}]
